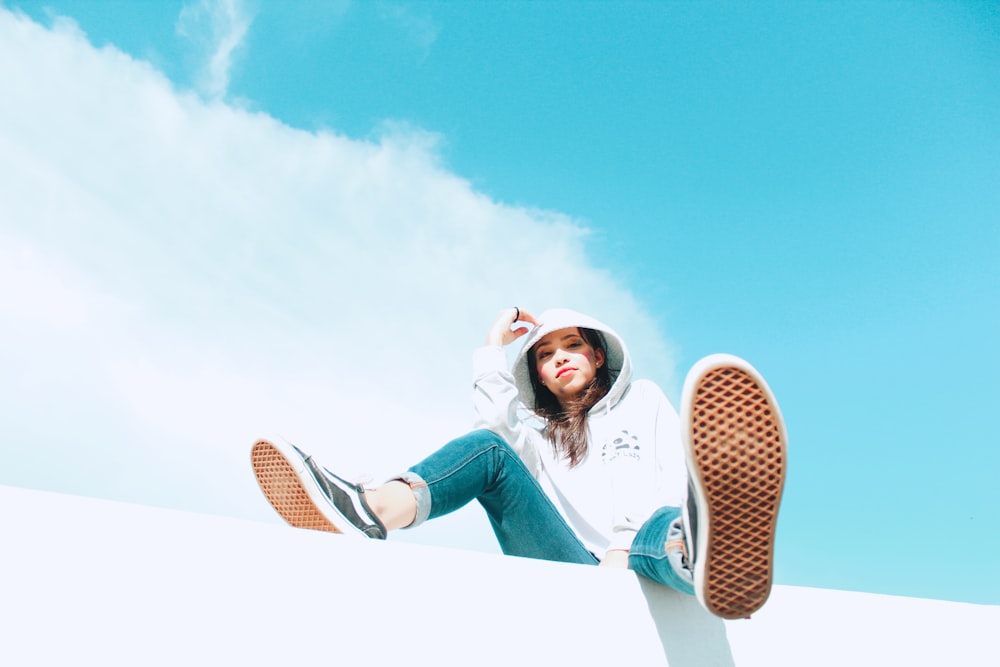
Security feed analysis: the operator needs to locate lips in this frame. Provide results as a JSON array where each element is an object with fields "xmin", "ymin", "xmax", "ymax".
[{"xmin": 556, "ymin": 367, "xmax": 577, "ymax": 378}]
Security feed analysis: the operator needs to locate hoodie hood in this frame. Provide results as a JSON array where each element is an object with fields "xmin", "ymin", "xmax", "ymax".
[{"xmin": 512, "ymin": 308, "xmax": 633, "ymax": 413}]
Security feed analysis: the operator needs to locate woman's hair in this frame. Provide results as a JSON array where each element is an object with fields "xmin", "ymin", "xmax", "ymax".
[{"xmin": 527, "ymin": 327, "xmax": 613, "ymax": 467}]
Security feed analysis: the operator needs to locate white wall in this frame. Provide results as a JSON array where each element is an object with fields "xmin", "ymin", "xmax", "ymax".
[{"xmin": 1, "ymin": 485, "xmax": 995, "ymax": 666}]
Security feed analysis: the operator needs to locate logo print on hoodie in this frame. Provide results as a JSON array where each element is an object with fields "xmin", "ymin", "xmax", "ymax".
[{"xmin": 601, "ymin": 429, "xmax": 641, "ymax": 463}]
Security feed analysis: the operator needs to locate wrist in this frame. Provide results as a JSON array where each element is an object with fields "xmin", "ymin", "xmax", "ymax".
[{"xmin": 599, "ymin": 549, "xmax": 630, "ymax": 568}]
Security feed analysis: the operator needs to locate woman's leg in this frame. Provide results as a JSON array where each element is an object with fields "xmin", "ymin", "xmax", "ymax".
[
  {"xmin": 251, "ymin": 430, "xmax": 596, "ymax": 565},
  {"xmin": 390, "ymin": 429, "xmax": 598, "ymax": 565},
  {"xmin": 362, "ymin": 480, "xmax": 417, "ymax": 530},
  {"xmin": 628, "ymin": 505, "xmax": 695, "ymax": 596}
]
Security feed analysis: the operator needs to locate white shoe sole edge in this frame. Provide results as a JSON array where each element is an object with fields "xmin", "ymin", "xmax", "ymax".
[{"xmin": 681, "ymin": 353, "xmax": 788, "ymax": 619}]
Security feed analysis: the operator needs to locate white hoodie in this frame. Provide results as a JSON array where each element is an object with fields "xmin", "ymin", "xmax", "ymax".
[{"xmin": 472, "ymin": 308, "xmax": 686, "ymax": 556}]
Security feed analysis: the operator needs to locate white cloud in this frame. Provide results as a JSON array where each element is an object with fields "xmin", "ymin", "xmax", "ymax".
[
  {"xmin": 177, "ymin": 0, "xmax": 255, "ymax": 100},
  {"xmin": 0, "ymin": 8, "xmax": 677, "ymax": 553}
]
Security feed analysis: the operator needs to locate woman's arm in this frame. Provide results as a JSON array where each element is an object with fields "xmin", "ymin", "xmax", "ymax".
[{"xmin": 472, "ymin": 309, "xmax": 545, "ymax": 462}]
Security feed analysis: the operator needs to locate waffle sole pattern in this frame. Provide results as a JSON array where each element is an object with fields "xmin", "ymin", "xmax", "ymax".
[
  {"xmin": 687, "ymin": 360, "xmax": 786, "ymax": 619},
  {"xmin": 251, "ymin": 439, "xmax": 342, "ymax": 534}
]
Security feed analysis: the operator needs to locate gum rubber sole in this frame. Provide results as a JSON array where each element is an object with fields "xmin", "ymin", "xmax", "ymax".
[
  {"xmin": 251, "ymin": 439, "xmax": 342, "ymax": 533},
  {"xmin": 685, "ymin": 356, "xmax": 787, "ymax": 619}
]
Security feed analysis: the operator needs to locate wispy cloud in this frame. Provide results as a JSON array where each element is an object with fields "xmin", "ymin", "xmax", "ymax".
[
  {"xmin": 0, "ymin": 8, "xmax": 676, "ymax": 552},
  {"xmin": 176, "ymin": 0, "xmax": 255, "ymax": 100}
]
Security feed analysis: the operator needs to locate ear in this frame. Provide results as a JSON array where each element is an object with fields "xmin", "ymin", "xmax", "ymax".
[{"xmin": 595, "ymin": 347, "xmax": 606, "ymax": 368}]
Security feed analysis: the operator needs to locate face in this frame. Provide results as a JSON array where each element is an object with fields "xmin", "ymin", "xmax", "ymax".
[{"xmin": 533, "ymin": 327, "xmax": 605, "ymax": 406}]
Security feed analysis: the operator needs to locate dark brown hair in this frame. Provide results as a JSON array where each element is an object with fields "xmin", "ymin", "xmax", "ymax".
[{"xmin": 527, "ymin": 327, "xmax": 613, "ymax": 467}]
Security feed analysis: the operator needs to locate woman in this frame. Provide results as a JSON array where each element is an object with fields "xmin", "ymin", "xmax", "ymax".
[{"xmin": 251, "ymin": 307, "xmax": 787, "ymax": 619}]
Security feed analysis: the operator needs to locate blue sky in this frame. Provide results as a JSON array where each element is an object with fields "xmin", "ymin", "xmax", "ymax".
[{"xmin": 1, "ymin": 1, "xmax": 997, "ymax": 605}]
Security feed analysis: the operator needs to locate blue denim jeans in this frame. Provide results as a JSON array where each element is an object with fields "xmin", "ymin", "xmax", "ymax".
[{"xmin": 400, "ymin": 429, "xmax": 693, "ymax": 595}]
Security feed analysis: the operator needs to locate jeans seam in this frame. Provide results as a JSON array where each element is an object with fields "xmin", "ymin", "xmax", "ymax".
[
  {"xmin": 492, "ymin": 446, "xmax": 596, "ymax": 560},
  {"xmin": 422, "ymin": 441, "xmax": 504, "ymax": 488},
  {"xmin": 424, "ymin": 437, "xmax": 594, "ymax": 561}
]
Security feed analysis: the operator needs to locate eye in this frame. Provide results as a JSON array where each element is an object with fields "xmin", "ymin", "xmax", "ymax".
[{"xmin": 537, "ymin": 350, "xmax": 552, "ymax": 360}]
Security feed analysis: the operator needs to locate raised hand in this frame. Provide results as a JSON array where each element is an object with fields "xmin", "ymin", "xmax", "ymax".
[{"xmin": 486, "ymin": 307, "xmax": 539, "ymax": 347}]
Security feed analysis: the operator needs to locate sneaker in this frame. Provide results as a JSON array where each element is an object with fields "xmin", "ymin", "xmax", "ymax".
[
  {"xmin": 681, "ymin": 354, "xmax": 787, "ymax": 619},
  {"xmin": 250, "ymin": 438, "xmax": 387, "ymax": 539}
]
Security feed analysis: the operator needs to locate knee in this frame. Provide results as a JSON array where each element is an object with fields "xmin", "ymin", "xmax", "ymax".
[
  {"xmin": 445, "ymin": 430, "xmax": 518, "ymax": 465},
  {"xmin": 464, "ymin": 429, "xmax": 513, "ymax": 454}
]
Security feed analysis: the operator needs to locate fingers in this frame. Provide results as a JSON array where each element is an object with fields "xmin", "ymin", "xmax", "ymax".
[
  {"xmin": 514, "ymin": 308, "xmax": 540, "ymax": 326},
  {"xmin": 486, "ymin": 307, "xmax": 540, "ymax": 347},
  {"xmin": 506, "ymin": 325, "xmax": 531, "ymax": 343}
]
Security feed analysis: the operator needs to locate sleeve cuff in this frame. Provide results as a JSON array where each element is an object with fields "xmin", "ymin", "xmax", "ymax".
[{"xmin": 472, "ymin": 345, "xmax": 508, "ymax": 379}]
